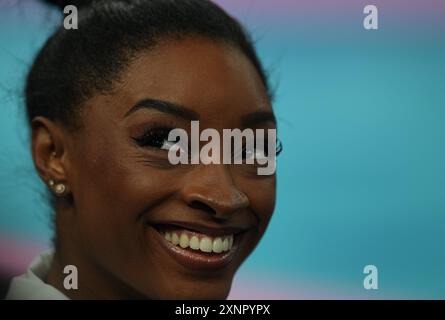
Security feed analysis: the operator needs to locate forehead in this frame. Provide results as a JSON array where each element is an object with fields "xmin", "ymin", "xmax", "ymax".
[{"xmin": 88, "ymin": 36, "xmax": 272, "ymax": 128}]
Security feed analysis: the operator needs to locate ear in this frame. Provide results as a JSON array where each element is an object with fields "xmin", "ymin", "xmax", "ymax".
[{"xmin": 31, "ymin": 116, "xmax": 70, "ymax": 194}]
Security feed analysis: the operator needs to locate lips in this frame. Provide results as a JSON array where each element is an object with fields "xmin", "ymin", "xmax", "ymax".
[
  {"xmin": 147, "ymin": 221, "xmax": 246, "ymax": 271},
  {"xmin": 162, "ymin": 227, "xmax": 234, "ymax": 253}
]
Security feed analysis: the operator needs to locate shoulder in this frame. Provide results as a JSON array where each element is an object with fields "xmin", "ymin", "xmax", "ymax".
[{"xmin": 6, "ymin": 251, "xmax": 68, "ymax": 300}]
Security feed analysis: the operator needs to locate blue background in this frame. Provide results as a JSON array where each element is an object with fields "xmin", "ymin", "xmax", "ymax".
[{"xmin": 0, "ymin": 0, "xmax": 444, "ymax": 298}]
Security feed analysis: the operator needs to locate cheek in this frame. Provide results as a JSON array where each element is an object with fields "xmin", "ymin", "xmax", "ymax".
[
  {"xmin": 241, "ymin": 176, "xmax": 276, "ymax": 235},
  {"xmin": 69, "ymin": 136, "xmax": 176, "ymax": 253}
]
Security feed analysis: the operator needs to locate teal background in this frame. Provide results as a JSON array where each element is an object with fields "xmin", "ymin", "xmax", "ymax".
[{"xmin": 0, "ymin": 0, "xmax": 444, "ymax": 298}]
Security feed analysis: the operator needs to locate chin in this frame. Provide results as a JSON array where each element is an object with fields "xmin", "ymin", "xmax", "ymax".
[
  {"xmin": 138, "ymin": 272, "xmax": 235, "ymax": 300},
  {"xmin": 167, "ymin": 282, "xmax": 232, "ymax": 300}
]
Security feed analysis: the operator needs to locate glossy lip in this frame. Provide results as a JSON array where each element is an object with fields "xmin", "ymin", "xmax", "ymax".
[{"xmin": 147, "ymin": 222, "xmax": 245, "ymax": 271}]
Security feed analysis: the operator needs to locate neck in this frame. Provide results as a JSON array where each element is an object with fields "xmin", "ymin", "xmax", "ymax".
[{"xmin": 46, "ymin": 205, "xmax": 143, "ymax": 299}]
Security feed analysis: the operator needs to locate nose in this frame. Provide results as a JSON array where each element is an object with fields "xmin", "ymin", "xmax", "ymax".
[{"xmin": 180, "ymin": 165, "xmax": 249, "ymax": 220}]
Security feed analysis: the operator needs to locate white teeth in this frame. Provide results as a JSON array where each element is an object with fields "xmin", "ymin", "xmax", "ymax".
[
  {"xmin": 189, "ymin": 236, "xmax": 200, "ymax": 250},
  {"xmin": 212, "ymin": 238, "xmax": 223, "ymax": 253},
  {"xmin": 171, "ymin": 232, "xmax": 179, "ymax": 245},
  {"xmin": 228, "ymin": 234, "xmax": 233, "ymax": 249},
  {"xmin": 200, "ymin": 237, "xmax": 213, "ymax": 253},
  {"xmin": 179, "ymin": 233, "xmax": 189, "ymax": 248},
  {"xmin": 164, "ymin": 231, "xmax": 235, "ymax": 254},
  {"xmin": 222, "ymin": 238, "xmax": 229, "ymax": 251}
]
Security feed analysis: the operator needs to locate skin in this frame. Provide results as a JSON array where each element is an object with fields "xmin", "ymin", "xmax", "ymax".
[{"xmin": 31, "ymin": 36, "xmax": 276, "ymax": 299}]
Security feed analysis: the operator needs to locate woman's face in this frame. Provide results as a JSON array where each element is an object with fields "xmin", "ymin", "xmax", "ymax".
[{"xmin": 60, "ymin": 36, "xmax": 276, "ymax": 299}]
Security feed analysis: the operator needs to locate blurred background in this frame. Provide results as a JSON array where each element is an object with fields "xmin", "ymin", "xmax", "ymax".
[{"xmin": 0, "ymin": 0, "xmax": 444, "ymax": 299}]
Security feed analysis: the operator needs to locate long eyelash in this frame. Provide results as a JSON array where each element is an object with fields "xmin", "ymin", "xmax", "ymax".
[
  {"xmin": 132, "ymin": 126, "xmax": 283, "ymax": 157},
  {"xmin": 131, "ymin": 127, "xmax": 175, "ymax": 148},
  {"xmin": 241, "ymin": 138, "xmax": 283, "ymax": 159},
  {"xmin": 276, "ymin": 138, "xmax": 283, "ymax": 156}
]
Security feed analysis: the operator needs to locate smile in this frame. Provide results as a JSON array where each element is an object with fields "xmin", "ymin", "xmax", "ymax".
[
  {"xmin": 149, "ymin": 222, "xmax": 245, "ymax": 271},
  {"xmin": 164, "ymin": 230, "xmax": 234, "ymax": 253}
]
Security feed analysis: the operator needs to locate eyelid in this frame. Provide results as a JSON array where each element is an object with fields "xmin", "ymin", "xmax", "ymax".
[
  {"xmin": 254, "ymin": 138, "xmax": 283, "ymax": 156},
  {"xmin": 128, "ymin": 116, "xmax": 187, "ymax": 136},
  {"xmin": 131, "ymin": 125, "xmax": 283, "ymax": 158},
  {"xmin": 131, "ymin": 126, "xmax": 172, "ymax": 150}
]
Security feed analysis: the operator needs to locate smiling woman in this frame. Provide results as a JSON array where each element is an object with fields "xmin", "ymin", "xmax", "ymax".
[{"xmin": 6, "ymin": 0, "xmax": 279, "ymax": 299}]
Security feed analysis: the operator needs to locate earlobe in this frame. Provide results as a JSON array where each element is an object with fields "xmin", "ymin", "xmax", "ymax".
[{"xmin": 31, "ymin": 116, "xmax": 70, "ymax": 195}]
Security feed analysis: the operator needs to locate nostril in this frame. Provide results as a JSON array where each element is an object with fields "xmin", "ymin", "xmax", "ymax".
[{"xmin": 189, "ymin": 200, "xmax": 216, "ymax": 215}]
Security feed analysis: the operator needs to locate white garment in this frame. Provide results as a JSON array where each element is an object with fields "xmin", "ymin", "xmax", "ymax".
[{"xmin": 6, "ymin": 250, "xmax": 69, "ymax": 300}]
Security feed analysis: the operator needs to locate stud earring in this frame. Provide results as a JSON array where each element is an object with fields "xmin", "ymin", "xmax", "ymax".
[
  {"xmin": 48, "ymin": 179, "xmax": 66, "ymax": 196},
  {"xmin": 54, "ymin": 183, "xmax": 66, "ymax": 195}
]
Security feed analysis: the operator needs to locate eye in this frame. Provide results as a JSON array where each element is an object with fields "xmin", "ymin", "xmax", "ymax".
[
  {"xmin": 241, "ymin": 145, "xmax": 266, "ymax": 161},
  {"xmin": 240, "ymin": 138, "xmax": 283, "ymax": 161},
  {"xmin": 132, "ymin": 127, "xmax": 179, "ymax": 151}
]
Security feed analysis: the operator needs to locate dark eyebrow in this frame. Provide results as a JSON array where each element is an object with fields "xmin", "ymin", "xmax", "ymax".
[
  {"xmin": 124, "ymin": 98, "xmax": 199, "ymax": 120},
  {"xmin": 241, "ymin": 111, "xmax": 276, "ymax": 128}
]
